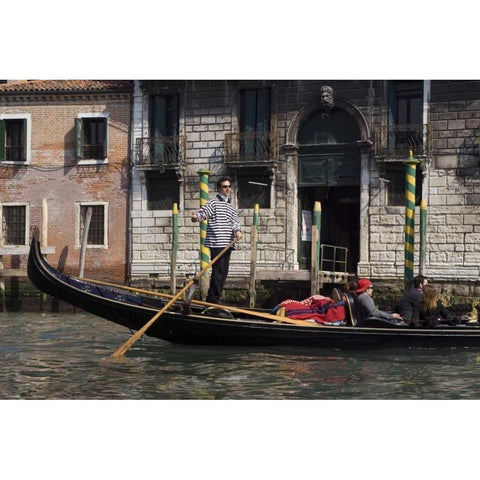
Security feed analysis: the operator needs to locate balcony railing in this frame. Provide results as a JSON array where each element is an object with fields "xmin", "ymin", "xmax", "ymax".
[
  {"xmin": 224, "ymin": 131, "xmax": 278, "ymax": 164},
  {"xmin": 375, "ymin": 124, "xmax": 432, "ymax": 159},
  {"xmin": 135, "ymin": 136, "xmax": 186, "ymax": 171}
]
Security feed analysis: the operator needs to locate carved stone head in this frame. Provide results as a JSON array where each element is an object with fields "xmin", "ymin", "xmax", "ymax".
[{"xmin": 319, "ymin": 85, "xmax": 334, "ymax": 112}]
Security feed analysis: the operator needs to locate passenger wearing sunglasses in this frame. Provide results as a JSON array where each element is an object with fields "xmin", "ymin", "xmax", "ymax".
[
  {"xmin": 354, "ymin": 278, "xmax": 403, "ymax": 326},
  {"xmin": 191, "ymin": 176, "xmax": 243, "ymax": 303}
]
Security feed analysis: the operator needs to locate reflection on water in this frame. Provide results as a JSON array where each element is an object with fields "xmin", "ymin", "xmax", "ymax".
[{"xmin": 2, "ymin": 312, "xmax": 480, "ymax": 399}]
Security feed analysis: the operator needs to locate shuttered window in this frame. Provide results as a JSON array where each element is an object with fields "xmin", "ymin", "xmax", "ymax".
[
  {"xmin": 75, "ymin": 117, "xmax": 107, "ymax": 160},
  {"xmin": 0, "ymin": 119, "xmax": 26, "ymax": 162}
]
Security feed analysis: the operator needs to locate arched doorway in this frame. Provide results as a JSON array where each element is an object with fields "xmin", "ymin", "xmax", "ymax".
[{"xmin": 297, "ymin": 107, "xmax": 362, "ymax": 273}]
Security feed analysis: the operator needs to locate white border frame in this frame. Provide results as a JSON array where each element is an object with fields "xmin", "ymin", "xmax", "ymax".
[
  {"xmin": 0, "ymin": 202, "xmax": 30, "ymax": 246},
  {"xmin": 74, "ymin": 201, "xmax": 109, "ymax": 249},
  {"xmin": 0, "ymin": 113, "xmax": 32, "ymax": 165},
  {"xmin": 77, "ymin": 112, "xmax": 109, "ymax": 165}
]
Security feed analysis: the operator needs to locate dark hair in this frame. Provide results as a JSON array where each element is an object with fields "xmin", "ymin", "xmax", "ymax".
[
  {"xmin": 217, "ymin": 176, "xmax": 232, "ymax": 189},
  {"xmin": 413, "ymin": 275, "xmax": 428, "ymax": 288},
  {"xmin": 346, "ymin": 279, "xmax": 359, "ymax": 292}
]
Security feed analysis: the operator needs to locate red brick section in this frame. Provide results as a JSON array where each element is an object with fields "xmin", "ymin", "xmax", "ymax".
[
  {"xmin": 0, "ymin": 80, "xmax": 132, "ymax": 93},
  {"xmin": 0, "ymin": 80, "xmax": 132, "ymax": 282}
]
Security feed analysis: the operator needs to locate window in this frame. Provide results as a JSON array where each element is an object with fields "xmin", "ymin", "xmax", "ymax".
[
  {"xmin": 387, "ymin": 80, "xmax": 424, "ymax": 153},
  {"xmin": 381, "ymin": 163, "xmax": 423, "ymax": 207},
  {"xmin": 148, "ymin": 94, "xmax": 180, "ymax": 167},
  {"xmin": 383, "ymin": 81, "xmax": 424, "ymax": 205},
  {"xmin": 237, "ymin": 168, "xmax": 271, "ymax": 209},
  {"xmin": 1, "ymin": 204, "xmax": 27, "ymax": 245},
  {"xmin": 78, "ymin": 203, "xmax": 107, "ymax": 247},
  {"xmin": 390, "ymin": 81, "xmax": 423, "ymax": 125},
  {"xmin": 144, "ymin": 171, "xmax": 179, "ymax": 210},
  {"xmin": 0, "ymin": 114, "xmax": 31, "ymax": 163},
  {"xmin": 75, "ymin": 115, "xmax": 108, "ymax": 161},
  {"xmin": 150, "ymin": 94, "xmax": 179, "ymax": 137},
  {"xmin": 240, "ymin": 88, "xmax": 271, "ymax": 158}
]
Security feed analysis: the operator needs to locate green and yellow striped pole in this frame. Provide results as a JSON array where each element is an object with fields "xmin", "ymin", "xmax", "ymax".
[
  {"xmin": 403, "ymin": 150, "xmax": 420, "ymax": 290},
  {"xmin": 170, "ymin": 203, "xmax": 178, "ymax": 294},
  {"xmin": 197, "ymin": 169, "xmax": 211, "ymax": 299}
]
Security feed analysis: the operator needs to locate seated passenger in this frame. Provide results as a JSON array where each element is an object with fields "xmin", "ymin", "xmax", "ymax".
[
  {"xmin": 398, "ymin": 275, "xmax": 428, "ymax": 326},
  {"xmin": 354, "ymin": 278, "xmax": 403, "ymax": 326},
  {"xmin": 420, "ymin": 285, "xmax": 454, "ymax": 327}
]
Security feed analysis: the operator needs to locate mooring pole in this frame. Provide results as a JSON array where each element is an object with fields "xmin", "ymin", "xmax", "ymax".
[
  {"xmin": 249, "ymin": 203, "xmax": 259, "ymax": 308},
  {"xmin": 170, "ymin": 203, "xmax": 178, "ymax": 294},
  {"xmin": 78, "ymin": 207, "xmax": 92, "ymax": 278},
  {"xmin": 403, "ymin": 150, "xmax": 420, "ymax": 291},
  {"xmin": 310, "ymin": 201, "xmax": 321, "ymax": 295},
  {"xmin": 41, "ymin": 198, "xmax": 49, "ymax": 309},
  {"xmin": 197, "ymin": 169, "xmax": 211, "ymax": 300},
  {"xmin": 419, "ymin": 198, "xmax": 427, "ymax": 276}
]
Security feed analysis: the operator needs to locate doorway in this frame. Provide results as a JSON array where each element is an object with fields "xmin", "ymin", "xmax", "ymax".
[
  {"xmin": 298, "ymin": 185, "xmax": 360, "ymax": 272},
  {"xmin": 296, "ymin": 105, "xmax": 362, "ymax": 273}
]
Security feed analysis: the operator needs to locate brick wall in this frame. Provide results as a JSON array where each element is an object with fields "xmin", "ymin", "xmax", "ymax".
[{"xmin": 0, "ymin": 93, "xmax": 131, "ymax": 281}]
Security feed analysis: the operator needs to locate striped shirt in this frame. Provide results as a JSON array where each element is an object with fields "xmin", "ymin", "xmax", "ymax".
[{"xmin": 195, "ymin": 194, "xmax": 241, "ymax": 248}]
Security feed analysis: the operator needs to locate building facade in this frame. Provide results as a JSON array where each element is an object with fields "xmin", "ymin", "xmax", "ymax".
[
  {"xmin": 2, "ymin": 79, "xmax": 479, "ymax": 295},
  {"xmin": 0, "ymin": 80, "xmax": 132, "ymax": 282},
  {"xmin": 130, "ymin": 80, "xmax": 480, "ymax": 293}
]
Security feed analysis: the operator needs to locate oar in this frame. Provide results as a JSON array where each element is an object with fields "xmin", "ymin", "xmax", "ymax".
[
  {"xmin": 81, "ymin": 276, "xmax": 320, "ymax": 328},
  {"xmin": 111, "ymin": 239, "xmax": 236, "ymax": 358}
]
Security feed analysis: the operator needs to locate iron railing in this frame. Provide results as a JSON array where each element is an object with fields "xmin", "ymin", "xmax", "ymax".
[
  {"xmin": 224, "ymin": 131, "xmax": 278, "ymax": 164},
  {"xmin": 134, "ymin": 136, "xmax": 186, "ymax": 171},
  {"xmin": 375, "ymin": 124, "xmax": 432, "ymax": 158}
]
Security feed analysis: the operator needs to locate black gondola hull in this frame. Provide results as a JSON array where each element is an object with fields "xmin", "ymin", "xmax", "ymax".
[{"xmin": 26, "ymin": 231, "xmax": 480, "ymax": 349}]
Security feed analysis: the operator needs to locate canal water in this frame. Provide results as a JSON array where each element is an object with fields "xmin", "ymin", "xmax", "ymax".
[
  {"xmin": 2, "ymin": 311, "xmax": 479, "ymax": 479},
  {"xmin": 3, "ymin": 312, "xmax": 480, "ymax": 400}
]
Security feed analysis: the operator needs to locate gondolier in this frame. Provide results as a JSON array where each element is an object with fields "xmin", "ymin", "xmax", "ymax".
[{"xmin": 191, "ymin": 176, "xmax": 243, "ymax": 303}]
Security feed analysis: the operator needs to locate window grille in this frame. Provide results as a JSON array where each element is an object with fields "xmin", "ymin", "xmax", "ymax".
[
  {"xmin": 80, "ymin": 205, "xmax": 105, "ymax": 245},
  {"xmin": 2, "ymin": 205, "xmax": 26, "ymax": 245}
]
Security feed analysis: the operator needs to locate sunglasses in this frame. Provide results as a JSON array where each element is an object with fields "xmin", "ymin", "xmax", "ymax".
[{"xmin": 220, "ymin": 184, "xmax": 232, "ymax": 189}]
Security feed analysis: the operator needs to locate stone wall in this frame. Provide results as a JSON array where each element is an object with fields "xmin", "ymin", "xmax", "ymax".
[{"xmin": 130, "ymin": 80, "xmax": 480, "ymax": 291}]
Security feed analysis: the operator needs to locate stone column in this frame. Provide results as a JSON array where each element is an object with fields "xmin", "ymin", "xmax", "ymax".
[{"xmin": 281, "ymin": 143, "xmax": 299, "ymax": 269}]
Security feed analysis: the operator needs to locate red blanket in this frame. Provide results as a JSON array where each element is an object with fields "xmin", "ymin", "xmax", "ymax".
[{"xmin": 277, "ymin": 295, "xmax": 345, "ymax": 324}]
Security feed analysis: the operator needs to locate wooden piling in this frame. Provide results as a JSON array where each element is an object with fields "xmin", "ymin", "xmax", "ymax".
[
  {"xmin": 249, "ymin": 203, "xmax": 259, "ymax": 308},
  {"xmin": 78, "ymin": 207, "xmax": 92, "ymax": 278},
  {"xmin": 310, "ymin": 201, "xmax": 321, "ymax": 295},
  {"xmin": 419, "ymin": 198, "xmax": 427, "ymax": 276},
  {"xmin": 170, "ymin": 203, "xmax": 178, "ymax": 294}
]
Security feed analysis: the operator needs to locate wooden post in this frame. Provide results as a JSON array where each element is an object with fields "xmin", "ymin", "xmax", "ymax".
[
  {"xmin": 419, "ymin": 198, "xmax": 427, "ymax": 275},
  {"xmin": 249, "ymin": 203, "xmax": 259, "ymax": 308},
  {"xmin": 310, "ymin": 201, "xmax": 321, "ymax": 295},
  {"xmin": 78, "ymin": 207, "xmax": 92, "ymax": 278},
  {"xmin": 0, "ymin": 254, "xmax": 5, "ymax": 313},
  {"xmin": 41, "ymin": 199, "xmax": 49, "ymax": 308},
  {"xmin": 403, "ymin": 150, "xmax": 419, "ymax": 291},
  {"xmin": 170, "ymin": 203, "xmax": 178, "ymax": 294},
  {"xmin": 197, "ymin": 169, "xmax": 211, "ymax": 300}
]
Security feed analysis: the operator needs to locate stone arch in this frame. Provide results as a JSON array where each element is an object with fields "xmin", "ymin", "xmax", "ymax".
[{"xmin": 286, "ymin": 97, "xmax": 371, "ymax": 146}]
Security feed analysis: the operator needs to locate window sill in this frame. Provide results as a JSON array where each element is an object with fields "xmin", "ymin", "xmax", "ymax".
[{"xmin": 76, "ymin": 158, "xmax": 109, "ymax": 166}]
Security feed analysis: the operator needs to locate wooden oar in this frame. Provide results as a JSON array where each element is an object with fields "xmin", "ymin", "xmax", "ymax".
[
  {"xmin": 81, "ymin": 276, "xmax": 320, "ymax": 328},
  {"xmin": 111, "ymin": 239, "xmax": 236, "ymax": 358}
]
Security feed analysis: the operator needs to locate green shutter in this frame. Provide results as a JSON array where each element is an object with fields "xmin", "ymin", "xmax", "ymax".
[
  {"xmin": 0, "ymin": 120, "xmax": 5, "ymax": 160},
  {"xmin": 101, "ymin": 118, "xmax": 107, "ymax": 159},
  {"xmin": 22, "ymin": 119, "xmax": 27, "ymax": 161},
  {"xmin": 74, "ymin": 118, "xmax": 84, "ymax": 160}
]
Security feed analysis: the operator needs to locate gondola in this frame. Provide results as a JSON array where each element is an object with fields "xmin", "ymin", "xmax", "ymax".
[{"xmin": 27, "ymin": 228, "xmax": 480, "ymax": 349}]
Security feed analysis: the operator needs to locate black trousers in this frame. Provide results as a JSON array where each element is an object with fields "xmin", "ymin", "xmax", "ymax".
[{"xmin": 206, "ymin": 247, "xmax": 232, "ymax": 304}]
